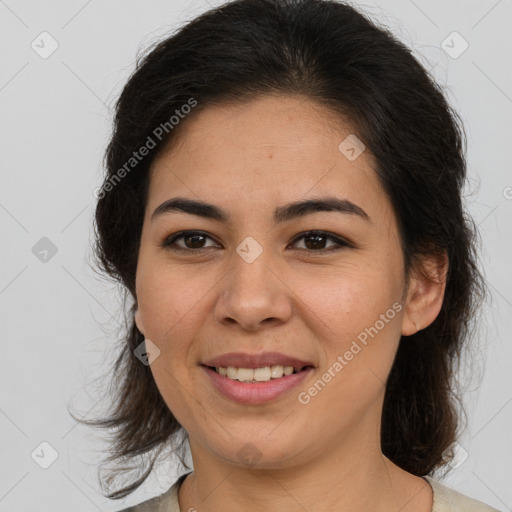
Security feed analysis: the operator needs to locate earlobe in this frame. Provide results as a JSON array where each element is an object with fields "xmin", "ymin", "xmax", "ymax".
[
  {"xmin": 401, "ymin": 250, "xmax": 448, "ymax": 337},
  {"xmin": 134, "ymin": 307, "xmax": 145, "ymax": 336}
]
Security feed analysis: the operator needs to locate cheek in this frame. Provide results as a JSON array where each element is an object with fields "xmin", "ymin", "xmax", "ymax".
[
  {"xmin": 292, "ymin": 262, "xmax": 401, "ymax": 335},
  {"xmin": 135, "ymin": 257, "xmax": 210, "ymax": 340},
  {"xmin": 300, "ymin": 286, "xmax": 402, "ymax": 416},
  {"xmin": 295, "ymin": 266, "xmax": 403, "ymax": 384}
]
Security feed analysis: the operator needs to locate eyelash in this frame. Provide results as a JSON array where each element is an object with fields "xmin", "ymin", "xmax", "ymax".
[{"xmin": 159, "ymin": 230, "xmax": 352, "ymax": 254}]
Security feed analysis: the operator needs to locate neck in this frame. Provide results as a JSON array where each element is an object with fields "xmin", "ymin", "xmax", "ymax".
[{"xmin": 178, "ymin": 419, "xmax": 432, "ymax": 512}]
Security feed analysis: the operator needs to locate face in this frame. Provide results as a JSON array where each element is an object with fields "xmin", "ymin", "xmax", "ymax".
[{"xmin": 134, "ymin": 94, "xmax": 416, "ymax": 469}]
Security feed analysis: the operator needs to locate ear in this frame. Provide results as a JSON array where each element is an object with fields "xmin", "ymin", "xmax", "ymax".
[
  {"xmin": 401, "ymin": 249, "xmax": 448, "ymax": 336},
  {"xmin": 134, "ymin": 306, "xmax": 145, "ymax": 336}
]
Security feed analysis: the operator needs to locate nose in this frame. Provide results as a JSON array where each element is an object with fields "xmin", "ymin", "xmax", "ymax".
[{"xmin": 214, "ymin": 246, "xmax": 293, "ymax": 331}]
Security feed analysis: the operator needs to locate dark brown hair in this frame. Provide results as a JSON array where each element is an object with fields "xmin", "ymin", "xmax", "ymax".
[{"xmin": 75, "ymin": 0, "xmax": 487, "ymax": 499}]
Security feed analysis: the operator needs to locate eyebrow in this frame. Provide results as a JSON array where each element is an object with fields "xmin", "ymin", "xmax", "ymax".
[{"xmin": 151, "ymin": 196, "xmax": 370, "ymax": 224}]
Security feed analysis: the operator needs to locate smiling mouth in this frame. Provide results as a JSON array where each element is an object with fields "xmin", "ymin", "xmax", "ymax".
[{"xmin": 205, "ymin": 365, "xmax": 312, "ymax": 383}]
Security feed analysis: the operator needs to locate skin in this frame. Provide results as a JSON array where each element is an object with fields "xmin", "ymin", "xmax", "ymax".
[{"xmin": 134, "ymin": 94, "xmax": 447, "ymax": 512}]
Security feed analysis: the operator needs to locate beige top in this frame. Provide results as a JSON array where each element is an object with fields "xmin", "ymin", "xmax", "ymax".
[{"xmin": 117, "ymin": 472, "xmax": 501, "ymax": 511}]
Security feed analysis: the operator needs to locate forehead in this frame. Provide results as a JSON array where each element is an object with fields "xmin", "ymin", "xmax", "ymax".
[{"xmin": 148, "ymin": 94, "xmax": 388, "ymax": 222}]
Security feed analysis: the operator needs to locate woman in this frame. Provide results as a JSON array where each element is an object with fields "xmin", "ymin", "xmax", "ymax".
[{"xmin": 81, "ymin": 0, "xmax": 500, "ymax": 510}]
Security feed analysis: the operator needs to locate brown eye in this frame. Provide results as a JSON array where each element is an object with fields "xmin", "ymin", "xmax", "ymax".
[
  {"xmin": 290, "ymin": 231, "xmax": 350, "ymax": 252},
  {"xmin": 161, "ymin": 231, "xmax": 220, "ymax": 251},
  {"xmin": 181, "ymin": 233, "xmax": 208, "ymax": 249}
]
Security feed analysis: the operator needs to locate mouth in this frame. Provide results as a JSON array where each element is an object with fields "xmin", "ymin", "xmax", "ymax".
[
  {"xmin": 203, "ymin": 364, "xmax": 313, "ymax": 383},
  {"xmin": 201, "ymin": 363, "xmax": 315, "ymax": 404}
]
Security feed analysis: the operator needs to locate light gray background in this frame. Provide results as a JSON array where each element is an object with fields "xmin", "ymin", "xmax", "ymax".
[{"xmin": 1, "ymin": 0, "xmax": 511, "ymax": 510}]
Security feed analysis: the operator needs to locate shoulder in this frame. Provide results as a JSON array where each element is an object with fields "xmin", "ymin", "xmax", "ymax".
[
  {"xmin": 114, "ymin": 472, "xmax": 190, "ymax": 512},
  {"xmin": 425, "ymin": 476, "xmax": 503, "ymax": 512}
]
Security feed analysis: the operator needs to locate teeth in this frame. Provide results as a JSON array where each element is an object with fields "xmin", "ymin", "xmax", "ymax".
[{"xmin": 215, "ymin": 365, "xmax": 302, "ymax": 382}]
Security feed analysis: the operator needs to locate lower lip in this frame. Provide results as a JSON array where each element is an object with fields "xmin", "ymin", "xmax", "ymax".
[{"xmin": 202, "ymin": 365, "xmax": 314, "ymax": 404}]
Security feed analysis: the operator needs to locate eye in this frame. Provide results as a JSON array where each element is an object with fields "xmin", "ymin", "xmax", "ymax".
[
  {"xmin": 160, "ymin": 230, "xmax": 351, "ymax": 253},
  {"xmin": 289, "ymin": 230, "xmax": 351, "ymax": 252},
  {"xmin": 160, "ymin": 231, "xmax": 220, "ymax": 251}
]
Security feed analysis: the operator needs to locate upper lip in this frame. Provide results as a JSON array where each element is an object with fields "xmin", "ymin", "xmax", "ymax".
[{"xmin": 202, "ymin": 352, "xmax": 314, "ymax": 369}]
